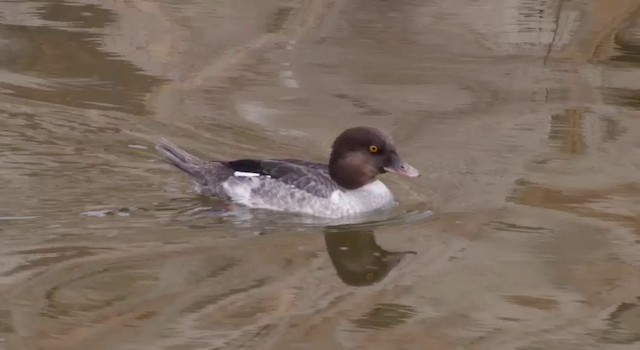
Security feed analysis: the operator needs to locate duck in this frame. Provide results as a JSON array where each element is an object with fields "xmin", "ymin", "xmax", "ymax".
[{"xmin": 156, "ymin": 127, "xmax": 419, "ymax": 218}]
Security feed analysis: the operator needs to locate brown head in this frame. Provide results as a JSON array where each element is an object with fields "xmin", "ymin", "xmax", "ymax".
[{"xmin": 328, "ymin": 127, "xmax": 419, "ymax": 190}]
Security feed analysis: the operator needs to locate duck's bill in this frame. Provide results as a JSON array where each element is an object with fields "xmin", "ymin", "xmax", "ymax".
[{"xmin": 384, "ymin": 156, "xmax": 420, "ymax": 177}]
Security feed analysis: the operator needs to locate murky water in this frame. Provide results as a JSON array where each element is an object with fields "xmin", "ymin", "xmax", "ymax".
[{"xmin": 1, "ymin": 0, "xmax": 640, "ymax": 349}]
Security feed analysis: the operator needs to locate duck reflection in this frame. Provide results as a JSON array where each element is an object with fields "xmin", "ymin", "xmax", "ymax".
[{"xmin": 324, "ymin": 229, "xmax": 416, "ymax": 286}]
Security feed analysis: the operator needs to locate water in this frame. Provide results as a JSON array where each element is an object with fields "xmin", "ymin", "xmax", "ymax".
[{"xmin": 1, "ymin": 0, "xmax": 640, "ymax": 349}]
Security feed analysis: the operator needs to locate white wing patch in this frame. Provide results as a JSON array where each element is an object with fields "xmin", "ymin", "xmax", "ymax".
[{"xmin": 233, "ymin": 171, "xmax": 269, "ymax": 178}]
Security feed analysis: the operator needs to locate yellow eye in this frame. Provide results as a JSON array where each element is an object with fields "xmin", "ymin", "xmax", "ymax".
[{"xmin": 368, "ymin": 145, "xmax": 379, "ymax": 153}]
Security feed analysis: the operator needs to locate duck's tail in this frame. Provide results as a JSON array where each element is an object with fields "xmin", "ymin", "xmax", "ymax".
[{"xmin": 155, "ymin": 139, "xmax": 204, "ymax": 178}]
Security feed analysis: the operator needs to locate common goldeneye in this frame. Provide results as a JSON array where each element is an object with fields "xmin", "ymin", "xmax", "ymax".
[{"xmin": 156, "ymin": 127, "xmax": 419, "ymax": 218}]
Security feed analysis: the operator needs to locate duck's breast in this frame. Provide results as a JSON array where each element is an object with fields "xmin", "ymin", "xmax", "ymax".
[{"xmin": 330, "ymin": 180, "xmax": 396, "ymax": 213}]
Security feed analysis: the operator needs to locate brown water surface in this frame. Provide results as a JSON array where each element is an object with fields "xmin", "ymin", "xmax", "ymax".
[{"xmin": 1, "ymin": 0, "xmax": 640, "ymax": 349}]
